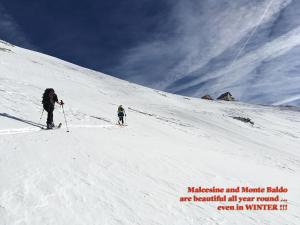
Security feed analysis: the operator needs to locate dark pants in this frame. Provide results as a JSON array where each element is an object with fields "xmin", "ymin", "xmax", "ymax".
[
  {"xmin": 44, "ymin": 104, "xmax": 54, "ymax": 125},
  {"xmin": 118, "ymin": 116, "xmax": 124, "ymax": 124},
  {"xmin": 118, "ymin": 112, "xmax": 124, "ymax": 125}
]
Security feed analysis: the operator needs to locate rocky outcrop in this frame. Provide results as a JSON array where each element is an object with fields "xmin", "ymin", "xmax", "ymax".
[
  {"xmin": 201, "ymin": 95, "xmax": 213, "ymax": 100},
  {"xmin": 232, "ymin": 117, "xmax": 254, "ymax": 125},
  {"xmin": 217, "ymin": 92, "xmax": 235, "ymax": 101}
]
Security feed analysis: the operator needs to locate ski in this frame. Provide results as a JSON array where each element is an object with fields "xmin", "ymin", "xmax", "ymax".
[
  {"xmin": 116, "ymin": 123, "xmax": 128, "ymax": 127},
  {"xmin": 41, "ymin": 123, "xmax": 62, "ymax": 130}
]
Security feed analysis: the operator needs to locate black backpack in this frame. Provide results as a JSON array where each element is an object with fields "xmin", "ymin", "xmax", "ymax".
[{"xmin": 42, "ymin": 88, "xmax": 55, "ymax": 106}]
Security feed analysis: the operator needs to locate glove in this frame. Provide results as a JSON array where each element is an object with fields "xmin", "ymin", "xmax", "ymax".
[{"xmin": 60, "ymin": 100, "xmax": 64, "ymax": 105}]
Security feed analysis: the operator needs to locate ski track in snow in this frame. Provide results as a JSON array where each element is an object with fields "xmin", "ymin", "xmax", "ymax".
[
  {"xmin": 0, "ymin": 124, "xmax": 116, "ymax": 135},
  {"xmin": 0, "ymin": 127, "xmax": 41, "ymax": 135},
  {"xmin": 69, "ymin": 124, "xmax": 114, "ymax": 129}
]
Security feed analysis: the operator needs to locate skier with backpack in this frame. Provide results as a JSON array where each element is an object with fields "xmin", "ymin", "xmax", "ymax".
[
  {"xmin": 42, "ymin": 88, "xmax": 64, "ymax": 129},
  {"xmin": 117, "ymin": 105, "xmax": 126, "ymax": 125}
]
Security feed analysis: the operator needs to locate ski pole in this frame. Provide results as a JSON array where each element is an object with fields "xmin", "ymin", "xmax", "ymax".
[
  {"xmin": 61, "ymin": 104, "xmax": 70, "ymax": 132},
  {"xmin": 38, "ymin": 108, "xmax": 44, "ymax": 124}
]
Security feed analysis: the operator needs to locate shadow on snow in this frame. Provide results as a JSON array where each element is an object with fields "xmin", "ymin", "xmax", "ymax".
[{"xmin": 0, "ymin": 113, "xmax": 45, "ymax": 129}]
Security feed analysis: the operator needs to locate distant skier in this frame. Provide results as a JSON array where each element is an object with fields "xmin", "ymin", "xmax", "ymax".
[
  {"xmin": 42, "ymin": 88, "xmax": 64, "ymax": 129},
  {"xmin": 117, "ymin": 105, "xmax": 126, "ymax": 125}
]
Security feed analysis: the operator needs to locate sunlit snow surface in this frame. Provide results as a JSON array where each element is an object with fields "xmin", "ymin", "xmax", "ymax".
[{"xmin": 0, "ymin": 41, "xmax": 300, "ymax": 225}]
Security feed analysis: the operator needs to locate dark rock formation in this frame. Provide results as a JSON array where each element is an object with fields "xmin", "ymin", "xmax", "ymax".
[
  {"xmin": 201, "ymin": 95, "xmax": 213, "ymax": 100},
  {"xmin": 217, "ymin": 92, "xmax": 235, "ymax": 101},
  {"xmin": 232, "ymin": 117, "xmax": 254, "ymax": 125}
]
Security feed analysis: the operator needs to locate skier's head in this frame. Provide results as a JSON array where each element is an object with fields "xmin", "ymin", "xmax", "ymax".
[{"xmin": 44, "ymin": 88, "xmax": 54, "ymax": 94}]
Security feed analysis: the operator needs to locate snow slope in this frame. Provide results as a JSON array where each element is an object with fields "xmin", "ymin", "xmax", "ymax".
[{"xmin": 0, "ymin": 41, "xmax": 300, "ymax": 225}]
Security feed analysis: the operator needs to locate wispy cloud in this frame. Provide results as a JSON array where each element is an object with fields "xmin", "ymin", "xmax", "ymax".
[
  {"xmin": 113, "ymin": 0, "xmax": 289, "ymax": 90},
  {"xmin": 0, "ymin": 3, "xmax": 35, "ymax": 49}
]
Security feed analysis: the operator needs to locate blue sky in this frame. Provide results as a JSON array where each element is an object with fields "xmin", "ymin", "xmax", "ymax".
[
  {"xmin": 0, "ymin": 0, "xmax": 178, "ymax": 86},
  {"xmin": 2, "ymin": 0, "xmax": 242, "ymax": 91},
  {"xmin": 1, "ymin": 0, "xmax": 299, "ymax": 107},
  {"xmin": 1, "ymin": 0, "xmax": 252, "ymax": 91}
]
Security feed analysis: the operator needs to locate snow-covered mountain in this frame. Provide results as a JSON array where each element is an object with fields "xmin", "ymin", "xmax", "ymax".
[{"xmin": 0, "ymin": 41, "xmax": 300, "ymax": 225}]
